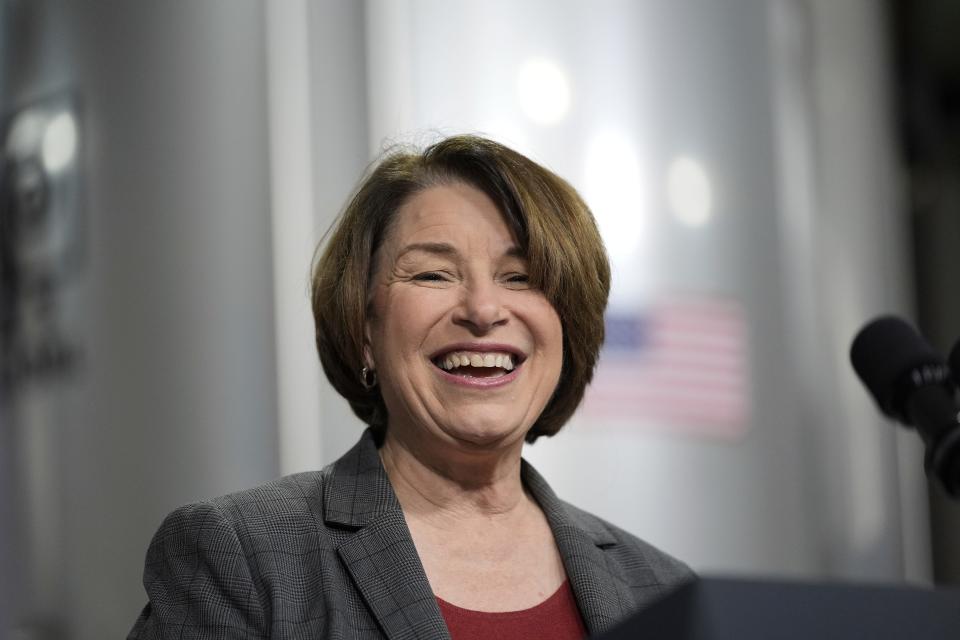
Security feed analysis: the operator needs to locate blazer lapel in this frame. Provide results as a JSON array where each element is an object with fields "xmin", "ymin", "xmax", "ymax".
[
  {"xmin": 522, "ymin": 460, "xmax": 661, "ymax": 636},
  {"xmin": 324, "ymin": 430, "xmax": 451, "ymax": 640},
  {"xmin": 337, "ymin": 511, "xmax": 451, "ymax": 640}
]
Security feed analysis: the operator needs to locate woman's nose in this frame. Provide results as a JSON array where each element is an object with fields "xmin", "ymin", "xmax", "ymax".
[{"xmin": 453, "ymin": 280, "xmax": 507, "ymax": 333}]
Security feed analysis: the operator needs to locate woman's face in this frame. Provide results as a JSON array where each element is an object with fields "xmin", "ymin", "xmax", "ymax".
[{"xmin": 365, "ymin": 182, "xmax": 563, "ymax": 451}]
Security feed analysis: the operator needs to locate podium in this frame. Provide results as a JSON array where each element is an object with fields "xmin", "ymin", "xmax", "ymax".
[{"xmin": 596, "ymin": 577, "xmax": 960, "ymax": 639}]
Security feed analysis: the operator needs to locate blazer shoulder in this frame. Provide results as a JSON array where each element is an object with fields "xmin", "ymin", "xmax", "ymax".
[
  {"xmin": 134, "ymin": 497, "xmax": 271, "ymax": 638},
  {"xmin": 559, "ymin": 499, "xmax": 695, "ymax": 589},
  {"xmin": 176, "ymin": 470, "xmax": 331, "ymax": 542}
]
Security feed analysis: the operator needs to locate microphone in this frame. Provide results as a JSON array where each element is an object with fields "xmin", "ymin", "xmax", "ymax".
[{"xmin": 850, "ymin": 316, "xmax": 960, "ymax": 497}]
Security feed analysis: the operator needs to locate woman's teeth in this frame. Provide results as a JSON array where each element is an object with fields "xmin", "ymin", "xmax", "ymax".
[{"xmin": 437, "ymin": 351, "xmax": 515, "ymax": 372}]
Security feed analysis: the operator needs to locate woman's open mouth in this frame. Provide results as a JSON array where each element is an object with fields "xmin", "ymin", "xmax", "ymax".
[{"xmin": 430, "ymin": 350, "xmax": 525, "ymax": 381}]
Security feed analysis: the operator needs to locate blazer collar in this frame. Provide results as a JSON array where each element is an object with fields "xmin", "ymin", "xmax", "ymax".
[
  {"xmin": 322, "ymin": 428, "xmax": 398, "ymax": 528},
  {"xmin": 323, "ymin": 429, "xmax": 655, "ymax": 637},
  {"xmin": 521, "ymin": 460, "xmax": 659, "ymax": 635}
]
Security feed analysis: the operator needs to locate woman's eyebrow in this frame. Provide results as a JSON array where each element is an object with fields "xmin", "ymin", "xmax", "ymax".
[
  {"xmin": 396, "ymin": 242, "xmax": 526, "ymax": 260},
  {"xmin": 396, "ymin": 242, "xmax": 458, "ymax": 260}
]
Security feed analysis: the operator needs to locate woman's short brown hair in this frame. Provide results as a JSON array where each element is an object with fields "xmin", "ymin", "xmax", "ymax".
[{"xmin": 311, "ymin": 135, "xmax": 610, "ymax": 443}]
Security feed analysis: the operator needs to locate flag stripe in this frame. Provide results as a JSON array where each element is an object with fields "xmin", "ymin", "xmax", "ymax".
[{"xmin": 584, "ymin": 296, "xmax": 751, "ymax": 437}]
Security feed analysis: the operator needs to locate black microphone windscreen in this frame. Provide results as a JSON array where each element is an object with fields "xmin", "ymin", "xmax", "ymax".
[{"xmin": 849, "ymin": 315, "xmax": 946, "ymax": 419}]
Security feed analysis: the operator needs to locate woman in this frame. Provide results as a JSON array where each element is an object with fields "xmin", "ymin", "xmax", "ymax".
[{"xmin": 129, "ymin": 135, "xmax": 692, "ymax": 639}]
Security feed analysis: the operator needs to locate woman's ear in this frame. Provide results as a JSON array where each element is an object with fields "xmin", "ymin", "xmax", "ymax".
[
  {"xmin": 362, "ymin": 346, "xmax": 376, "ymax": 371},
  {"xmin": 363, "ymin": 321, "xmax": 376, "ymax": 370}
]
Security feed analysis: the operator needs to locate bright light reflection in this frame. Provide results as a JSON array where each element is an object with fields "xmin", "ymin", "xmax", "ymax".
[
  {"xmin": 666, "ymin": 156, "xmax": 712, "ymax": 228},
  {"xmin": 6, "ymin": 111, "xmax": 45, "ymax": 159},
  {"xmin": 583, "ymin": 132, "xmax": 645, "ymax": 262},
  {"xmin": 516, "ymin": 58, "xmax": 571, "ymax": 126},
  {"xmin": 42, "ymin": 111, "xmax": 79, "ymax": 174}
]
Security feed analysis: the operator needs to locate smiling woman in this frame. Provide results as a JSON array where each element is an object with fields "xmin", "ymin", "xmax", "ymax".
[
  {"xmin": 128, "ymin": 135, "xmax": 693, "ymax": 640},
  {"xmin": 364, "ymin": 182, "xmax": 564, "ymax": 453},
  {"xmin": 313, "ymin": 136, "xmax": 611, "ymax": 446}
]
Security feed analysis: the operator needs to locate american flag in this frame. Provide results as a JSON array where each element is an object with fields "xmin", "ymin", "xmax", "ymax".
[{"xmin": 581, "ymin": 296, "xmax": 751, "ymax": 439}]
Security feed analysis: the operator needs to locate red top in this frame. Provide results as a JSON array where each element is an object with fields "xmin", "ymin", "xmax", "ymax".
[{"xmin": 436, "ymin": 580, "xmax": 588, "ymax": 640}]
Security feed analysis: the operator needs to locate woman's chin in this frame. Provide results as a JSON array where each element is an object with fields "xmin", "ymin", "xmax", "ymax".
[{"xmin": 440, "ymin": 422, "xmax": 525, "ymax": 450}]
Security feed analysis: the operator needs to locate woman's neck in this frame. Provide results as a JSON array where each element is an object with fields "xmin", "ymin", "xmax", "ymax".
[{"xmin": 379, "ymin": 427, "xmax": 530, "ymax": 522}]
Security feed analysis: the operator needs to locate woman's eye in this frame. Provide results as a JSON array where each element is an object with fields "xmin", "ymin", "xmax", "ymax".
[
  {"xmin": 505, "ymin": 273, "xmax": 530, "ymax": 284},
  {"xmin": 413, "ymin": 272, "xmax": 448, "ymax": 282}
]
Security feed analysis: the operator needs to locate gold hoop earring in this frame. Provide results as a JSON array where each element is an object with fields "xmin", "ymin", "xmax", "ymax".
[{"xmin": 361, "ymin": 365, "xmax": 377, "ymax": 390}]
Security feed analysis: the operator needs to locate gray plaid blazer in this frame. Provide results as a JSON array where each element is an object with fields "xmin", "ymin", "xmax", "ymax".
[{"xmin": 129, "ymin": 429, "xmax": 693, "ymax": 639}]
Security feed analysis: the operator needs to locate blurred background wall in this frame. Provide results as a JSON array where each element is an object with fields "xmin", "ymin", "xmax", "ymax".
[
  {"xmin": 1, "ymin": 0, "xmax": 958, "ymax": 638},
  {"xmin": 2, "ymin": 2, "xmax": 280, "ymax": 637}
]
